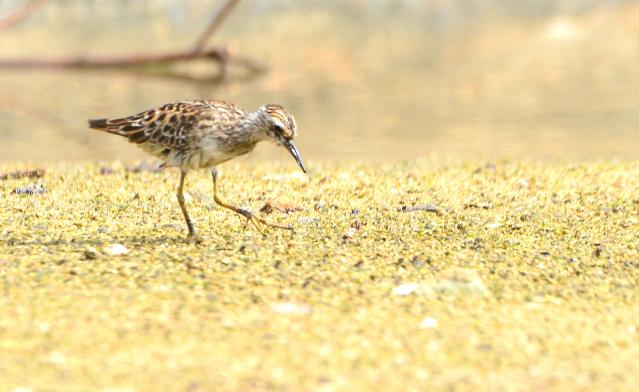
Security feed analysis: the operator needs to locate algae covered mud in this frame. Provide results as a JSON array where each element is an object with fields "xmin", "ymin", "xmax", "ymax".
[{"xmin": 1, "ymin": 160, "xmax": 638, "ymax": 390}]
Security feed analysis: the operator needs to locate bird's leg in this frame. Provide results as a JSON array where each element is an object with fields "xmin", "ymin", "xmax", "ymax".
[
  {"xmin": 211, "ymin": 167, "xmax": 292, "ymax": 231},
  {"xmin": 177, "ymin": 169, "xmax": 200, "ymax": 242}
]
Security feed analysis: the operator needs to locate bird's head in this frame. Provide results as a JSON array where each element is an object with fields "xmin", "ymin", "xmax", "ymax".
[{"xmin": 259, "ymin": 104, "xmax": 306, "ymax": 173}]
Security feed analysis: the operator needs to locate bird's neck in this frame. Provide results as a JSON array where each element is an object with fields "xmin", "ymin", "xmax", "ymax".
[{"xmin": 236, "ymin": 109, "xmax": 270, "ymax": 144}]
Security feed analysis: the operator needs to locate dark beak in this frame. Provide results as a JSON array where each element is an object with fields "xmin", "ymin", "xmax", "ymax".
[{"xmin": 284, "ymin": 140, "xmax": 307, "ymax": 173}]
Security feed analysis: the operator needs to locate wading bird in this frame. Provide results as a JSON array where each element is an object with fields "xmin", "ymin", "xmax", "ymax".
[{"xmin": 89, "ymin": 100, "xmax": 306, "ymax": 242}]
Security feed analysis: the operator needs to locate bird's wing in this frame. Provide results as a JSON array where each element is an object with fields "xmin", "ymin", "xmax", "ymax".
[{"xmin": 88, "ymin": 100, "xmax": 224, "ymax": 149}]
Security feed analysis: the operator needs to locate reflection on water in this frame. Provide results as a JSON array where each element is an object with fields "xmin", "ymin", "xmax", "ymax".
[{"xmin": 0, "ymin": 1, "xmax": 638, "ymax": 163}]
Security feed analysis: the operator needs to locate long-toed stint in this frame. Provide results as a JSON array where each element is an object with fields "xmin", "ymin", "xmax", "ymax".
[{"xmin": 89, "ymin": 100, "xmax": 306, "ymax": 242}]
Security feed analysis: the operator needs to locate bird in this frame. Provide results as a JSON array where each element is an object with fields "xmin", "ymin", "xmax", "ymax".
[{"xmin": 88, "ymin": 99, "xmax": 306, "ymax": 242}]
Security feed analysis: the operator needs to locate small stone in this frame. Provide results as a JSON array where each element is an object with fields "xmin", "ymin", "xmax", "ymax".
[
  {"xmin": 0, "ymin": 168, "xmax": 44, "ymax": 180},
  {"xmin": 83, "ymin": 247, "xmax": 99, "ymax": 260},
  {"xmin": 464, "ymin": 202, "xmax": 493, "ymax": 209},
  {"xmin": 392, "ymin": 283, "xmax": 420, "ymax": 296},
  {"xmin": 297, "ymin": 217, "xmax": 320, "ymax": 224},
  {"xmin": 12, "ymin": 184, "xmax": 46, "ymax": 195},
  {"xmin": 99, "ymin": 167, "xmax": 114, "ymax": 175},
  {"xmin": 420, "ymin": 316, "xmax": 438, "ymax": 329},
  {"xmin": 105, "ymin": 244, "xmax": 129, "ymax": 256},
  {"xmin": 342, "ymin": 227, "xmax": 358, "ymax": 240},
  {"xmin": 411, "ymin": 256, "xmax": 426, "ymax": 268},
  {"xmin": 126, "ymin": 162, "xmax": 163, "ymax": 173},
  {"xmin": 399, "ymin": 204, "xmax": 440, "ymax": 214},
  {"xmin": 271, "ymin": 302, "xmax": 311, "ymax": 315},
  {"xmin": 484, "ymin": 162, "xmax": 497, "ymax": 171},
  {"xmin": 434, "ymin": 268, "xmax": 490, "ymax": 297},
  {"xmin": 391, "ymin": 269, "xmax": 490, "ymax": 298},
  {"xmin": 485, "ymin": 222, "xmax": 503, "ymax": 229},
  {"xmin": 260, "ymin": 201, "xmax": 302, "ymax": 214}
]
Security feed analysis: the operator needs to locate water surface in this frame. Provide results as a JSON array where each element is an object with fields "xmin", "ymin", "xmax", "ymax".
[{"xmin": 0, "ymin": 1, "xmax": 638, "ymax": 163}]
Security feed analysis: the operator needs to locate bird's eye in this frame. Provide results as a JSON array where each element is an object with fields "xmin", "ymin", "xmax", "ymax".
[{"xmin": 273, "ymin": 124, "xmax": 284, "ymax": 134}]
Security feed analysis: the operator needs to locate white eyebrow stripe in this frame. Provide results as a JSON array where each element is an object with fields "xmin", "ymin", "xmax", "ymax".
[{"xmin": 273, "ymin": 119, "xmax": 286, "ymax": 129}]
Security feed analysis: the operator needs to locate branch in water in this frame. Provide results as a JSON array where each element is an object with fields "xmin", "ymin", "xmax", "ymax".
[{"xmin": 0, "ymin": 47, "xmax": 266, "ymax": 73}]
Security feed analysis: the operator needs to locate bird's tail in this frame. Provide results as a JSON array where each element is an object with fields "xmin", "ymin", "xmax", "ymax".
[
  {"xmin": 88, "ymin": 118, "xmax": 110, "ymax": 129},
  {"xmin": 87, "ymin": 117, "xmax": 149, "ymax": 144}
]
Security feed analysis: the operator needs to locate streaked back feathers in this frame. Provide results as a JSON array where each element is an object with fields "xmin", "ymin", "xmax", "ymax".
[{"xmin": 88, "ymin": 100, "xmax": 246, "ymax": 146}]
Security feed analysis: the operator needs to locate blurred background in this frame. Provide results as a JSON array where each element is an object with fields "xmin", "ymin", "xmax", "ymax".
[{"xmin": 0, "ymin": 0, "xmax": 638, "ymax": 163}]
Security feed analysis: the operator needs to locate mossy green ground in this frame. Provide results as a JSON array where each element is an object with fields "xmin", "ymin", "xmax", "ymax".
[{"xmin": 1, "ymin": 160, "xmax": 638, "ymax": 391}]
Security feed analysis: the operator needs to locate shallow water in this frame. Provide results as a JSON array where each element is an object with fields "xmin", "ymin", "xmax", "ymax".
[{"xmin": 0, "ymin": 1, "xmax": 638, "ymax": 163}]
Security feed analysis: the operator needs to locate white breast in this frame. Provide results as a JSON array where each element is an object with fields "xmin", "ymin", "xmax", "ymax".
[{"xmin": 186, "ymin": 138, "xmax": 235, "ymax": 169}]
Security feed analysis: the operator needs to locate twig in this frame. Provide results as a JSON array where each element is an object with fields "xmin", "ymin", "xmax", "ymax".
[
  {"xmin": 0, "ymin": 0, "xmax": 48, "ymax": 30},
  {"xmin": 0, "ymin": 0, "xmax": 266, "ymax": 76},
  {"xmin": 0, "ymin": 47, "xmax": 265, "ymax": 72},
  {"xmin": 0, "ymin": 48, "xmax": 226, "ymax": 69},
  {"xmin": 193, "ymin": 0, "xmax": 241, "ymax": 52}
]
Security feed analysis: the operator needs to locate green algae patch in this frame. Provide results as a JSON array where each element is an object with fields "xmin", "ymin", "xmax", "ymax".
[{"xmin": 1, "ymin": 160, "xmax": 638, "ymax": 391}]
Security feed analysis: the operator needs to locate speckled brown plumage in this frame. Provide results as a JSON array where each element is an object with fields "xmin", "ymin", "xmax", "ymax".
[{"xmin": 89, "ymin": 99, "xmax": 306, "ymax": 242}]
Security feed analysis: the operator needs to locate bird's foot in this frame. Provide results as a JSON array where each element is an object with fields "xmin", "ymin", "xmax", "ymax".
[
  {"xmin": 237, "ymin": 207, "xmax": 293, "ymax": 232},
  {"xmin": 186, "ymin": 232, "xmax": 203, "ymax": 244}
]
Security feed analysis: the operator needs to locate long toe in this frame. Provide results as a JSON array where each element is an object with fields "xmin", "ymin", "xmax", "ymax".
[
  {"xmin": 246, "ymin": 216, "xmax": 265, "ymax": 234},
  {"xmin": 253, "ymin": 215, "xmax": 294, "ymax": 231}
]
